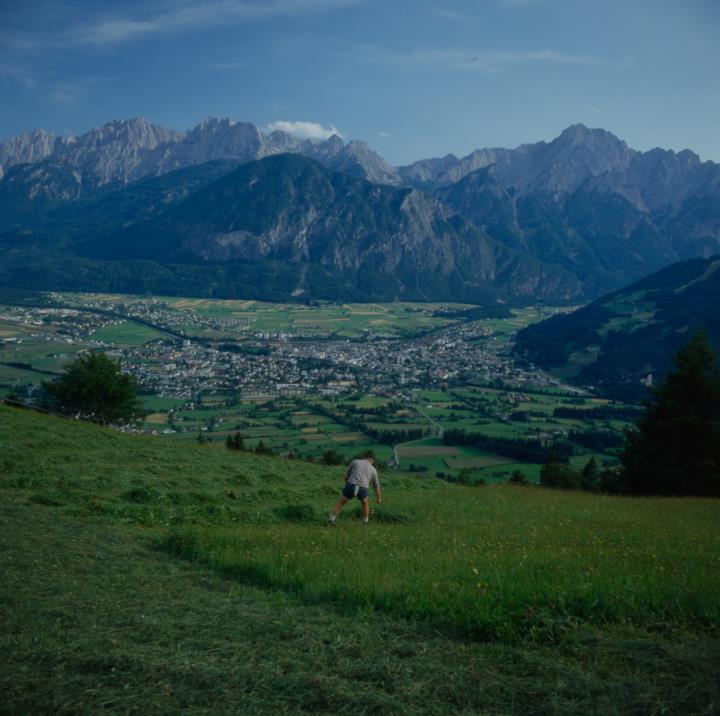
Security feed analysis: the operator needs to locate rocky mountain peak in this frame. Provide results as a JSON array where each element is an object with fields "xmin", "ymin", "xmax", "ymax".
[
  {"xmin": 60, "ymin": 117, "xmax": 181, "ymax": 154},
  {"xmin": 485, "ymin": 122, "xmax": 635, "ymax": 198},
  {"xmin": 552, "ymin": 123, "xmax": 628, "ymax": 154},
  {"xmin": 264, "ymin": 130, "xmax": 303, "ymax": 153},
  {"xmin": 675, "ymin": 148, "xmax": 702, "ymax": 168},
  {"xmin": 195, "ymin": 117, "xmax": 236, "ymax": 132},
  {"xmin": 320, "ymin": 134, "xmax": 344, "ymax": 152},
  {"xmin": 0, "ymin": 128, "xmax": 61, "ymax": 179}
]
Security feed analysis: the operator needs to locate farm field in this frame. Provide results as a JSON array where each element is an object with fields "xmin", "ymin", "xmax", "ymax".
[
  {"xmin": 90, "ymin": 321, "xmax": 166, "ymax": 345},
  {"xmin": 59, "ymin": 293, "xmax": 478, "ymax": 339},
  {"xmin": 2, "ymin": 404, "xmax": 719, "ymax": 715},
  {"xmin": 164, "ymin": 298, "xmax": 474, "ymax": 337},
  {"xmin": 140, "ymin": 382, "xmax": 633, "ymax": 483}
]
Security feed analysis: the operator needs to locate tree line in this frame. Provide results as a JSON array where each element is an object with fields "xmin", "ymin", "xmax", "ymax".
[{"xmin": 443, "ymin": 429, "xmax": 573, "ymax": 464}]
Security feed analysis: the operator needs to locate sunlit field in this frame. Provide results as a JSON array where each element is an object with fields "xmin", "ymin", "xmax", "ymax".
[{"xmin": 171, "ymin": 486, "xmax": 720, "ymax": 640}]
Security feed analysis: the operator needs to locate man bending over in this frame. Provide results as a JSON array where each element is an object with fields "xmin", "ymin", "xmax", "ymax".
[{"xmin": 327, "ymin": 453, "xmax": 381, "ymax": 525}]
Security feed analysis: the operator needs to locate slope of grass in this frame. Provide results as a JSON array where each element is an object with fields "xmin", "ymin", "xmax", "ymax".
[
  {"xmin": 170, "ymin": 487, "xmax": 719, "ymax": 640},
  {"xmin": 2, "ymin": 404, "xmax": 720, "ymax": 714}
]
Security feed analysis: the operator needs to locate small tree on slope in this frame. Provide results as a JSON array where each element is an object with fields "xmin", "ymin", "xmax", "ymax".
[
  {"xmin": 43, "ymin": 352, "xmax": 143, "ymax": 427},
  {"xmin": 621, "ymin": 329, "xmax": 720, "ymax": 496}
]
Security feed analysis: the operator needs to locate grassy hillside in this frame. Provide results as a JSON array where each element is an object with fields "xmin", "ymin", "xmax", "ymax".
[
  {"xmin": 515, "ymin": 255, "xmax": 720, "ymax": 398},
  {"xmin": 2, "ymin": 403, "xmax": 720, "ymax": 714}
]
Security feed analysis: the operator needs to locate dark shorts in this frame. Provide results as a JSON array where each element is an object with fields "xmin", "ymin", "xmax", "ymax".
[{"xmin": 342, "ymin": 483, "xmax": 369, "ymax": 500}]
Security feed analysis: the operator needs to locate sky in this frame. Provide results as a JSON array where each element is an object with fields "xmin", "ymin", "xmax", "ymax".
[{"xmin": 1, "ymin": 0, "xmax": 719, "ymax": 165}]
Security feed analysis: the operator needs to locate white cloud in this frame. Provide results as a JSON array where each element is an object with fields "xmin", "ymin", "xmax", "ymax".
[
  {"xmin": 1, "ymin": 0, "xmax": 370, "ymax": 51},
  {"xmin": 379, "ymin": 131, "xmax": 391, "ymax": 137},
  {"xmin": 49, "ymin": 76, "xmax": 111, "ymax": 105},
  {"xmin": 359, "ymin": 45, "xmax": 594, "ymax": 72},
  {"xmin": 204, "ymin": 61, "xmax": 251, "ymax": 71},
  {"xmin": 432, "ymin": 7, "xmax": 464, "ymax": 20},
  {"xmin": 71, "ymin": 0, "xmax": 369, "ymax": 46},
  {"xmin": 264, "ymin": 120, "xmax": 342, "ymax": 141}
]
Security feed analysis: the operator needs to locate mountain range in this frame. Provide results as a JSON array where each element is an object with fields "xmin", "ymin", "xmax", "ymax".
[{"xmin": 1, "ymin": 117, "xmax": 719, "ymax": 302}]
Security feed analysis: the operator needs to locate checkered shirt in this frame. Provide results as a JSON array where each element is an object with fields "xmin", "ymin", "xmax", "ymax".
[{"xmin": 345, "ymin": 459, "xmax": 380, "ymax": 489}]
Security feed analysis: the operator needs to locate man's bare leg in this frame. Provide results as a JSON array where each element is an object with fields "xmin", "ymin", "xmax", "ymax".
[
  {"xmin": 361, "ymin": 498, "xmax": 369, "ymax": 523},
  {"xmin": 328, "ymin": 496, "xmax": 348, "ymax": 523}
]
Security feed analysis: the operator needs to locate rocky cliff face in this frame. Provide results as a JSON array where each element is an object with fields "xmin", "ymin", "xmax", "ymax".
[
  {"xmin": 0, "ymin": 129, "xmax": 60, "ymax": 180},
  {"xmin": 79, "ymin": 153, "xmax": 579, "ymax": 302},
  {"xmin": 398, "ymin": 148, "xmax": 510, "ymax": 188},
  {"xmin": 434, "ymin": 125, "xmax": 720, "ymax": 291}
]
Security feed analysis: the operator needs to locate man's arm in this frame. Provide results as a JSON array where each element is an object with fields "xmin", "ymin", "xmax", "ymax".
[{"xmin": 372, "ymin": 472, "xmax": 382, "ymax": 503}]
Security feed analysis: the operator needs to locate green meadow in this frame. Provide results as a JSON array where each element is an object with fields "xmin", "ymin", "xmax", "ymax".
[
  {"xmin": 2, "ymin": 403, "xmax": 719, "ymax": 714},
  {"xmin": 173, "ymin": 489, "xmax": 719, "ymax": 639},
  {"xmin": 90, "ymin": 320, "xmax": 166, "ymax": 345}
]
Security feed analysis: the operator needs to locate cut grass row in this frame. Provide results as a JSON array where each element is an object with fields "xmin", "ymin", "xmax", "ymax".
[{"xmin": 3, "ymin": 405, "xmax": 718, "ymax": 641}]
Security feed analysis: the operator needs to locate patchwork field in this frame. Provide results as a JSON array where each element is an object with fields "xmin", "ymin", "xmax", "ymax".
[
  {"xmin": 397, "ymin": 445, "xmax": 458, "ymax": 457},
  {"xmin": 61, "ymin": 294, "xmax": 475, "ymax": 339}
]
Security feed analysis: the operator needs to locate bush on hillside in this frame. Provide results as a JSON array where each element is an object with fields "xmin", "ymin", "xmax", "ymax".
[
  {"xmin": 42, "ymin": 352, "xmax": 143, "ymax": 426},
  {"xmin": 225, "ymin": 432, "xmax": 245, "ymax": 451}
]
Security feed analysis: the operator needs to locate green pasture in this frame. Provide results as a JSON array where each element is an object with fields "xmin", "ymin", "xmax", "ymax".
[
  {"xmin": 2, "ymin": 404, "xmax": 720, "ymax": 714},
  {"xmin": 139, "ymin": 396, "xmax": 186, "ymax": 412},
  {"xmin": 0, "ymin": 364, "xmax": 56, "ymax": 386},
  {"xmin": 91, "ymin": 321, "xmax": 165, "ymax": 346},
  {"xmin": 174, "ymin": 486, "xmax": 720, "ymax": 640},
  {"xmin": 15, "ymin": 345, "xmax": 79, "ymax": 372}
]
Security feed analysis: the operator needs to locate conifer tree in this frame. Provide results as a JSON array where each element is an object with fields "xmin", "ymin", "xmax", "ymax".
[
  {"xmin": 621, "ymin": 329, "xmax": 720, "ymax": 495},
  {"xmin": 580, "ymin": 456, "xmax": 599, "ymax": 491},
  {"xmin": 540, "ymin": 451, "xmax": 578, "ymax": 489},
  {"xmin": 225, "ymin": 431, "xmax": 244, "ymax": 451}
]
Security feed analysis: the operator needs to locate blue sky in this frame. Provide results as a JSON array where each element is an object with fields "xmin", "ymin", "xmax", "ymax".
[{"xmin": 1, "ymin": 0, "xmax": 719, "ymax": 165}]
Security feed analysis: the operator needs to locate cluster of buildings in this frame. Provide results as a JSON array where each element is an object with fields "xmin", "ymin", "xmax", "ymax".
[
  {"xmin": 118, "ymin": 316, "xmax": 526, "ymax": 401},
  {"xmin": 2, "ymin": 297, "xmax": 535, "ymax": 405}
]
